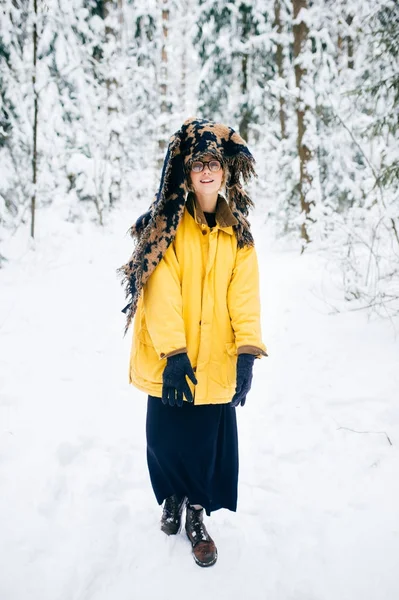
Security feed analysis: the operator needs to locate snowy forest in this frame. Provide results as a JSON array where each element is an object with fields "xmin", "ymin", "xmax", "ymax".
[{"xmin": 1, "ymin": 0, "xmax": 398, "ymax": 314}]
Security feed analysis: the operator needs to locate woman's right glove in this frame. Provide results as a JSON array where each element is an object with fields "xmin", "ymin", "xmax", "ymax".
[
  {"xmin": 230, "ymin": 353, "xmax": 256, "ymax": 407},
  {"xmin": 162, "ymin": 353, "xmax": 198, "ymax": 407}
]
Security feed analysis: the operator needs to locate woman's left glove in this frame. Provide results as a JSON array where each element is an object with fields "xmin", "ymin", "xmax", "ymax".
[
  {"xmin": 231, "ymin": 354, "xmax": 256, "ymax": 407},
  {"xmin": 162, "ymin": 353, "xmax": 198, "ymax": 407}
]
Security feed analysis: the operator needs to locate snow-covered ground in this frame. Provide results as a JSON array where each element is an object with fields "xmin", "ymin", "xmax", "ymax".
[{"xmin": 1, "ymin": 209, "xmax": 398, "ymax": 600}]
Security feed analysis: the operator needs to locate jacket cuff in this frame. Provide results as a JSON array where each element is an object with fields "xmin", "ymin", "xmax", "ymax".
[
  {"xmin": 160, "ymin": 347, "xmax": 188, "ymax": 359},
  {"xmin": 237, "ymin": 345, "xmax": 268, "ymax": 358}
]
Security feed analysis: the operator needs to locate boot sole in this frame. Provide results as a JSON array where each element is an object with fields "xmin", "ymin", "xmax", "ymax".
[{"xmin": 186, "ymin": 532, "xmax": 218, "ymax": 567}]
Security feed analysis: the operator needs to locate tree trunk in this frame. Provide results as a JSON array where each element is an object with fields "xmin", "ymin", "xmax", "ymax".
[
  {"xmin": 157, "ymin": 0, "xmax": 169, "ymax": 169},
  {"xmin": 180, "ymin": 0, "xmax": 188, "ymax": 115},
  {"xmin": 346, "ymin": 14, "xmax": 354, "ymax": 69},
  {"xmin": 292, "ymin": 0, "xmax": 313, "ymax": 244},
  {"xmin": 274, "ymin": 0, "xmax": 286, "ymax": 139},
  {"xmin": 239, "ymin": 6, "xmax": 250, "ymax": 141},
  {"xmin": 104, "ymin": 0, "xmax": 122, "ymax": 207},
  {"xmin": 31, "ymin": 0, "xmax": 38, "ymax": 238}
]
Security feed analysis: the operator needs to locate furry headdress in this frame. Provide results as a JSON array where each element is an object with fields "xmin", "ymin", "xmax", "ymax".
[{"xmin": 117, "ymin": 116, "xmax": 257, "ymax": 335}]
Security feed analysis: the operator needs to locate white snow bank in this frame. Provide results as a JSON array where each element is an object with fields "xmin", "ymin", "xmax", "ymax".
[{"xmin": 0, "ymin": 208, "xmax": 398, "ymax": 600}]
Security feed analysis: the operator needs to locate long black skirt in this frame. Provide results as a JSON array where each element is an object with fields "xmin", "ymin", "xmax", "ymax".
[{"xmin": 146, "ymin": 395, "xmax": 239, "ymax": 516}]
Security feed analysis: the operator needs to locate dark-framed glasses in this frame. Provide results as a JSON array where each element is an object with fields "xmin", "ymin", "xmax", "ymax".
[{"xmin": 191, "ymin": 160, "xmax": 222, "ymax": 173}]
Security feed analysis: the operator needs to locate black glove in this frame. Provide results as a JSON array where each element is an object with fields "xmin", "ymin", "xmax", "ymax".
[
  {"xmin": 162, "ymin": 353, "xmax": 198, "ymax": 407},
  {"xmin": 230, "ymin": 354, "xmax": 256, "ymax": 407}
]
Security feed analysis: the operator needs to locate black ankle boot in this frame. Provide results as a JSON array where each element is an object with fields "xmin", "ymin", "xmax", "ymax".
[
  {"xmin": 185, "ymin": 502, "xmax": 218, "ymax": 567},
  {"xmin": 161, "ymin": 494, "xmax": 186, "ymax": 535}
]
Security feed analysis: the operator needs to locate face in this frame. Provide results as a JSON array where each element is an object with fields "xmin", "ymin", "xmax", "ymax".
[{"xmin": 189, "ymin": 154, "xmax": 224, "ymax": 196}]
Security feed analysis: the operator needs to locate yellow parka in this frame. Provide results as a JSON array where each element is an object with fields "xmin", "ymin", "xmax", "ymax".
[{"xmin": 128, "ymin": 192, "xmax": 267, "ymax": 405}]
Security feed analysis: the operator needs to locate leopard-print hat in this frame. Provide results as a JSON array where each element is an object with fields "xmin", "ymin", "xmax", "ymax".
[{"xmin": 117, "ymin": 116, "xmax": 257, "ymax": 335}]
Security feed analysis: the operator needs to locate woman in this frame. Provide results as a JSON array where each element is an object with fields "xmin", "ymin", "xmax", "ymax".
[{"xmin": 118, "ymin": 117, "xmax": 267, "ymax": 568}]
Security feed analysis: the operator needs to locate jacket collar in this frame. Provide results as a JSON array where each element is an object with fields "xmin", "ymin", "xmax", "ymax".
[{"xmin": 185, "ymin": 191, "xmax": 238, "ymax": 233}]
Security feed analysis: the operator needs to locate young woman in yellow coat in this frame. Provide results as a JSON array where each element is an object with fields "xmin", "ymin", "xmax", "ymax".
[{"xmin": 118, "ymin": 117, "xmax": 267, "ymax": 568}]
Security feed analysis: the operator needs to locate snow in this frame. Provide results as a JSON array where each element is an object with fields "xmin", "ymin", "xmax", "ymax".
[{"xmin": 1, "ymin": 208, "xmax": 399, "ymax": 600}]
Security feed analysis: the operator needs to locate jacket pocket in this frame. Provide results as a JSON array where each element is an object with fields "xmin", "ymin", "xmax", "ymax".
[
  {"xmin": 224, "ymin": 342, "xmax": 237, "ymax": 387},
  {"xmin": 131, "ymin": 328, "xmax": 164, "ymax": 384}
]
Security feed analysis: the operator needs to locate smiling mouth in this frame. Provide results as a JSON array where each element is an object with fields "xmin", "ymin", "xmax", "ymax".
[{"xmin": 200, "ymin": 180, "xmax": 214, "ymax": 183}]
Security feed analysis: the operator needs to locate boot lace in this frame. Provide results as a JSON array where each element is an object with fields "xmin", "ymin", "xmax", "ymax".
[
  {"xmin": 163, "ymin": 495, "xmax": 183, "ymax": 523},
  {"xmin": 189, "ymin": 508, "xmax": 209, "ymax": 542}
]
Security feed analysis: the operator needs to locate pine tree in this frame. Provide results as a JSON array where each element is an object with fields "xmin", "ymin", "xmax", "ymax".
[
  {"xmin": 0, "ymin": 1, "xmax": 32, "ymax": 248},
  {"xmin": 339, "ymin": 0, "xmax": 399, "ymax": 314},
  {"xmin": 194, "ymin": 0, "xmax": 273, "ymax": 136}
]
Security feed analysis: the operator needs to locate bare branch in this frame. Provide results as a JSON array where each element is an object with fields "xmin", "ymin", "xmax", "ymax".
[{"xmin": 337, "ymin": 426, "xmax": 393, "ymax": 446}]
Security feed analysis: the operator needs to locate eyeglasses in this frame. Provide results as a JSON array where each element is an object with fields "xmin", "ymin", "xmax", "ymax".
[{"xmin": 191, "ymin": 160, "xmax": 222, "ymax": 173}]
